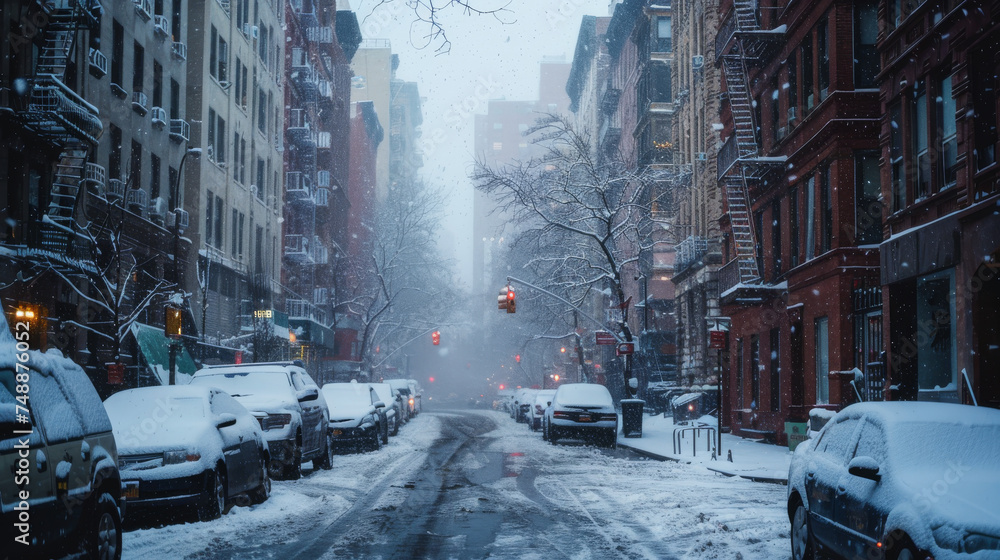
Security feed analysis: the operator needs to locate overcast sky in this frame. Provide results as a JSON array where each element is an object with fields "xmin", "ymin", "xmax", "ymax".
[{"xmin": 350, "ymin": 0, "xmax": 613, "ymax": 289}]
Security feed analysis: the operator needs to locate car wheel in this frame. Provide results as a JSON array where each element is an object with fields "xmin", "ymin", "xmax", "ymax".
[
  {"xmin": 390, "ymin": 415, "xmax": 400, "ymax": 436},
  {"xmin": 542, "ymin": 421, "xmax": 549, "ymax": 441},
  {"xmin": 249, "ymin": 456, "xmax": 271, "ymax": 505},
  {"xmin": 318, "ymin": 433, "xmax": 334, "ymax": 470},
  {"xmin": 549, "ymin": 427, "xmax": 559, "ymax": 444},
  {"xmin": 198, "ymin": 467, "xmax": 227, "ymax": 521},
  {"xmin": 890, "ymin": 536, "xmax": 927, "ymax": 560},
  {"xmin": 283, "ymin": 441, "xmax": 303, "ymax": 480},
  {"xmin": 790, "ymin": 499, "xmax": 814, "ymax": 560},
  {"xmin": 370, "ymin": 427, "xmax": 381, "ymax": 452},
  {"xmin": 87, "ymin": 492, "xmax": 122, "ymax": 560},
  {"xmin": 381, "ymin": 422, "xmax": 389, "ymax": 445},
  {"xmin": 605, "ymin": 430, "xmax": 617, "ymax": 449}
]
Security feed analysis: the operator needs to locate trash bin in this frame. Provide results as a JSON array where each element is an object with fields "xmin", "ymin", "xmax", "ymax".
[{"xmin": 621, "ymin": 399, "xmax": 645, "ymax": 438}]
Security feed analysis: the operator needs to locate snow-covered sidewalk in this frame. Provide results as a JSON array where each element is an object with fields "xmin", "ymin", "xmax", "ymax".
[{"xmin": 617, "ymin": 413, "xmax": 793, "ymax": 484}]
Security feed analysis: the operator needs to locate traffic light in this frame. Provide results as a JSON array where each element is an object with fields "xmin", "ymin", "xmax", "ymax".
[
  {"xmin": 497, "ymin": 287, "xmax": 508, "ymax": 310},
  {"xmin": 165, "ymin": 307, "xmax": 183, "ymax": 339},
  {"xmin": 515, "ymin": 354, "xmax": 521, "ymax": 363},
  {"xmin": 432, "ymin": 330, "xmax": 440, "ymax": 345},
  {"xmin": 506, "ymin": 288, "xmax": 516, "ymax": 314}
]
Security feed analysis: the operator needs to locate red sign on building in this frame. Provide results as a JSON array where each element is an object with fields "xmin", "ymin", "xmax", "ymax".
[
  {"xmin": 709, "ymin": 330, "xmax": 727, "ymax": 349},
  {"xmin": 615, "ymin": 342, "xmax": 634, "ymax": 356},
  {"xmin": 107, "ymin": 363, "xmax": 125, "ymax": 385},
  {"xmin": 595, "ymin": 331, "xmax": 615, "ymax": 345}
]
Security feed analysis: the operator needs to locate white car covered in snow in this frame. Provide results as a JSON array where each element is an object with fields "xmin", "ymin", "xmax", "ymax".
[
  {"xmin": 105, "ymin": 385, "xmax": 271, "ymax": 521},
  {"xmin": 190, "ymin": 362, "xmax": 332, "ymax": 479},
  {"xmin": 543, "ymin": 383, "xmax": 618, "ymax": 448},
  {"xmin": 369, "ymin": 382, "xmax": 399, "ymax": 439},
  {"xmin": 787, "ymin": 401, "xmax": 1000, "ymax": 560},
  {"xmin": 529, "ymin": 389, "xmax": 556, "ymax": 431},
  {"xmin": 322, "ymin": 382, "xmax": 385, "ymax": 453}
]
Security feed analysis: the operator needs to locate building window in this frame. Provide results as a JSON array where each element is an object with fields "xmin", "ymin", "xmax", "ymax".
[
  {"xmin": 656, "ymin": 16, "xmax": 671, "ymax": 52},
  {"xmin": 971, "ymin": 51, "xmax": 998, "ymax": 170},
  {"xmin": 754, "ymin": 210, "xmax": 764, "ymax": 277},
  {"xmin": 770, "ymin": 328, "xmax": 780, "ymax": 412},
  {"xmin": 208, "ymin": 108, "xmax": 217, "ymax": 161},
  {"xmin": 168, "ymin": 166, "xmax": 178, "ymax": 210},
  {"xmin": 889, "ymin": 103, "xmax": 905, "ymax": 211},
  {"xmin": 802, "ymin": 32, "xmax": 814, "ymax": 111},
  {"xmin": 205, "ymin": 190, "xmax": 214, "ymax": 246},
  {"xmin": 133, "ymin": 42, "xmax": 144, "ymax": 92},
  {"xmin": 787, "ymin": 56, "xmax": 798, "ymax": 123},
  {"xmin": 789, "ymin": 187, "xmax": 799, "ymax": 267},
  {"xmin": 129, "ymin": 140, "xmax": 142, "ymax": 189},
  {"xmin": 112, "ymin": 21, "xmax": 124, "ymax": 87},
  {"xmin": 815, "ymin": 317, "xmax": 830, "ymax": 404},
  {"xmin": 234, "ymin": 57, "xmax": 243, "ymax": 108},
  {"xmin": 109, "ymin": 125, "xmax": 122, "ymax": 180},
  {"xmin": 820, "ymin": 165, "xmax": 832, "ymax": 253},
  {"xmin": 817, "ymin": 18, "xmax": 829, "ymax": 101},
  {"xmin": 771, "ymin": 78, "xmax": 781, "ymax": 145},
  {"xmin": 233, "ymin": 133, "xmax": 241, "ymax": 183},
  {"xmin": 854, "ymin": 1, "xmax": 879, "ymax": 88},
  {"xmin": 805, "ymin": 175, "xmax": 816, "ymax": 260},
  {"xmin": 772, "ymin": 198, "xmax": 782, "ymax": 278},
  {"xmin": 210, "ymin": 26, "xmax": 228, "ymax": 82},
  {"xmin": 750, "ymin": 334, "xmax": 761, "ymax": 409},
  {"xmin": 172, "ymin": 0, "xmax": 182, "ymax": 42},
  {"xmin": 939, "ymin": 73, "xmax": 958, "ymax": 189},
  {"xmin": 238, "ymin": 212, "xmax": 245, "ymax": 257},
  {"xmin": 917, "ymin": 269, "xmax": 957, "ymax": 400},
  {"xmin": 855, "ymin": 151, "xmax": 881, "ymax": 244},
  {"xmin": 231, "ymin": 208, "xmax": 239, "ymax": 258},
  {"xmin": 153, "ymin": 61, "xmax": 163, "ymax": 108},
  {"xmin": 214, "ymin": 195, "xmax": 224, "ymax": 251},
  {"xmin": 736, "ymin": 338, "xmax": 744, "ymax": 409},
  {"xmin": 913, "ymin": 80, "xmax": 931, "ymax": 199},
  {"xmin": 151, "ymin": 153, "xmax": 161, "ymax": 200}
]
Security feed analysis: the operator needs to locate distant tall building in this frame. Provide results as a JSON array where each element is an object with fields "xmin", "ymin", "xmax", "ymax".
[
  {"xmin": 472, "ymin": 57, "xmax": 572, "ymax": 299},
  {"xmin": 350, "ymin": 40, "xmax": 393, "ymax": 200},
  {"xmin": 183, "ymin": 0, "xmax": 285, "ymax": 353}
]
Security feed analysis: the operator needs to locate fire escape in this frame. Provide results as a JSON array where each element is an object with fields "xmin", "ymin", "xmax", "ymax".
[
  {"xmin": 716, "ymin": 0, "xmax": 783, "ymax": 289},
  {"xmin": 21, "ymin": 0, "xmax": 103, "ymax": 254}
]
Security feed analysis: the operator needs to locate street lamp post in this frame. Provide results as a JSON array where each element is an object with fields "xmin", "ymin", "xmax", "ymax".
[{"xmin": 171, "ymin": 147, "xmax": 201, "ymax": 284}]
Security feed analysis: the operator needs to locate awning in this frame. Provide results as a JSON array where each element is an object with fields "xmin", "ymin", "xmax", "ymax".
[{"xmin": 132, "ymin": 322, "xmax": 198, "ymax": 385}]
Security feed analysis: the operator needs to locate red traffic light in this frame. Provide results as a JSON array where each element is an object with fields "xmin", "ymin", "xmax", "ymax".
[
  {"xmin": 429, "ymin": 376, "xmax": 435, "ymax": 383},
  {"xmin": 506, "ymin": 290, "xmax": 515, "ymax": 300},
  {"xmin": 432, "ymin": 331, "xmax": 440, "ymax": 345},
  {"xmin": 515, "ymin": 354, "xmax": 521, "ymax": 363}
]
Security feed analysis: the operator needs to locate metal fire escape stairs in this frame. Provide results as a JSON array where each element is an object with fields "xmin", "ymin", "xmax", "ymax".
[
  {"xmin": 27, "ymin": 0, "xmax": 101, "ymax": 254},
  {"xmin": 721, "ymin": 0, "xmax": 764, "ymax": 285}
]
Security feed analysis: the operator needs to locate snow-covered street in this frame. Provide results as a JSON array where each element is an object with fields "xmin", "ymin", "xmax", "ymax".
[{"xmin": 123, "ymin": 410, "xmax": 790, "ymax": 559}]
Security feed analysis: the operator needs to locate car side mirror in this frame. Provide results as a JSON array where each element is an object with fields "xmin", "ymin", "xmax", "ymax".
[
  {"xmin": 848, "ymin": 456, "xmax": 881, "ymax": 482},
  {"xmin": 297, "ymin": 388, "xmax": 319, "ymax": 402},
  {"xmin": 216, "ymin": 413, "xmax": 238, "ymax": 429},
  {"xmin": 374, "ymin": 401, "xmax": 386, "ymax": 409}
]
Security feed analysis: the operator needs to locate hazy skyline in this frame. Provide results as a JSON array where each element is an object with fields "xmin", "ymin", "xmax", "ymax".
[{"xmin": 350, "ymin": 0, "xmax": 613, "ymax": 289}]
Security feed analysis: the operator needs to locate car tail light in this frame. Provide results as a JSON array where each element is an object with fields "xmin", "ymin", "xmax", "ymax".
[
  {"xmin": 409, "ymin": 398, "xmax": 414, "ymax": 406},
  {"xmin": 553, "ymin": 411, "xmax": 571, "ymax": 419},
  {"xmin": 260, "ymin": 413, "xmax": 292, "ymax": 430}
]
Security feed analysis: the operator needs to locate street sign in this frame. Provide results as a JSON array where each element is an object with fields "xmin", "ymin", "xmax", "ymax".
[
  {"xmin": 616, "ymin": 342, "xmax": 634, "ymax": 356},
  {"xmin": 596, "ymin": 331, "xmax": 615, "ymax": 345},
  {"xmin": 709, "ymin": 330, "xmax": 727, "ymax": 349}
]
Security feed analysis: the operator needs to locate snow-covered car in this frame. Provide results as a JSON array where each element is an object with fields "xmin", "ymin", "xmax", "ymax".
[
  {"xmin": 514, "ymin": 388, "xmax": 538, "ymax": 423},
  {"xmin": 105, "ymin": 385, "xmax": 270, "ymax": 521},
  {"xmin": 787, "ymin": 401, "xmax": 1000, "ymax": 560},
  {"xmin": 190, "ymin": 362, "xmax": 332, "ymax": 479},
  {"xmin": 544, "ymin": 383, "xmax": 618, "ymax": 448},
  {"xmin": 386, "ymin": 379, "xmax": 413, "ymax": 424},
  {"xmin": 407, "ymin": 379, "xmax": 423, "ymax": 415},
  {"xmin": 0, "ymin": 321, "xmax": 123, "ymax": 559},
  {"xmin": 369, "ymin": 382, "xmax": 399, "ymax": 439},
  {"xmin": 529, "ymin": 389, "xmax": 556, "ymax": 431},
  {"xmin": 322, "ymin": 382, "xmax": 385, "ymax": 453}
]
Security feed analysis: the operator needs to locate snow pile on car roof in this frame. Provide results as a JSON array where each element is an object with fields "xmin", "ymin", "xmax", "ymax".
[{"xmin": 554, "ymin": 383, "xmax": 613, "ymax": 407}]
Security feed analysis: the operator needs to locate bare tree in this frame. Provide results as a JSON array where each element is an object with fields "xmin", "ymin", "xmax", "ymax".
[
  {"xmin": 473, "ymin": 115, "xmax": 665, "ymax": 396},
  {"xmin": 334, "ymin": 179, "xmax": 457, "ymax": 374},
  {"xmin": 362, "ymin": 0, "xmax": 513, "ymax": 54}
]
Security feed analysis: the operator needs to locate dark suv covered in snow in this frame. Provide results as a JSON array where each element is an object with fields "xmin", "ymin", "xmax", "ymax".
[{"xmin": 0, "ymin": 313, "xmax": 123, "ymax": 559}]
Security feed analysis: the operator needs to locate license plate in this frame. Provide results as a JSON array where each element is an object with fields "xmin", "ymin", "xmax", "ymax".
[
  {"xmin": 578, "ymin": 414, "xmax": 592, "ymax": 422},
  {"xmin": 123, "ymin": 482, "xmax": 139, "ymax": 499}
]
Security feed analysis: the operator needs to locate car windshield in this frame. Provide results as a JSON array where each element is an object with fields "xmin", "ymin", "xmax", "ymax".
[{"xmin": 190, "ymin": 372, "xmax": 290, "ymax": 397}]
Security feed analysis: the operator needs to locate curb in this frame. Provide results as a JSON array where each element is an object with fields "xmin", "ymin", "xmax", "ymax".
[{"xmin": 618, "ymin": 441, "xmax": 788, "ymax": 485}]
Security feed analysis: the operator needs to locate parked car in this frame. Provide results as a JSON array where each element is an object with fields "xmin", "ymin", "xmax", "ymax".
[
  {"xmin": 369, "ymin": 382, "xmax": 399, "ymax": 440},
  {"xmin": 407, "ymin": 379, "xmax": 423, "ymax": 415},
  {"xmin": 543, "ymin": 383, "xmax": 618, "ymax": 448},
  {"xmin": 0, "ymin": 321, "xmax": 123, "ymax": 559},
  {"xmin": 190, "ymin": 362, "xmax": 331, "ymax": 479},
  {"xmin": 386, "ymin": 379, "xmax": 413, "ymax": 424},
  {"xmin": 529, "ymin": 389, "xmax": 556, "ymax": 431},
  {"xmin": 322, "ymin": 382, "xmax": 385, "ymax": 453},
  {"xmin": 386, "ymin": 379, "xmax": 419, "ymax": 418},
  {"xmin": 104, "ymin": 385, "xmax": 270, "ymax": 521},
  {"xmin": 514, "ymin": 388, "xmax": 537, "ymax": 423},
  {"xmin": 787, "ymin": 401, "xmax": 1000, "ymax": 560}
]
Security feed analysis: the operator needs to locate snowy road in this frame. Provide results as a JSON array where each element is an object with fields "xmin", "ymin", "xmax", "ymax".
[{"xmin": 123, "ymin": 410, "xmax": 791, "ymax": 559}]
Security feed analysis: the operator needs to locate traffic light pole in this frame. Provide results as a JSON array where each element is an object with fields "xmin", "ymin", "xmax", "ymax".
[
  {"xmin": 504, "ymin": 276, "xmax": 624, "ymax": 342},
  {"xmin": 371, "ymin": 326, "xmax": 440, "ymax": 371}
]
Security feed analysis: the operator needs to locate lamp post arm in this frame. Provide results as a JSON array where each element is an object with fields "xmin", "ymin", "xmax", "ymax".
[
  {"xmin": 505, "ymin": 276, "xmax": 623, "ymax": 343},
  {"xmin": 371, "ymin": 327, "xmax": 440, "ymax": 370}
]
